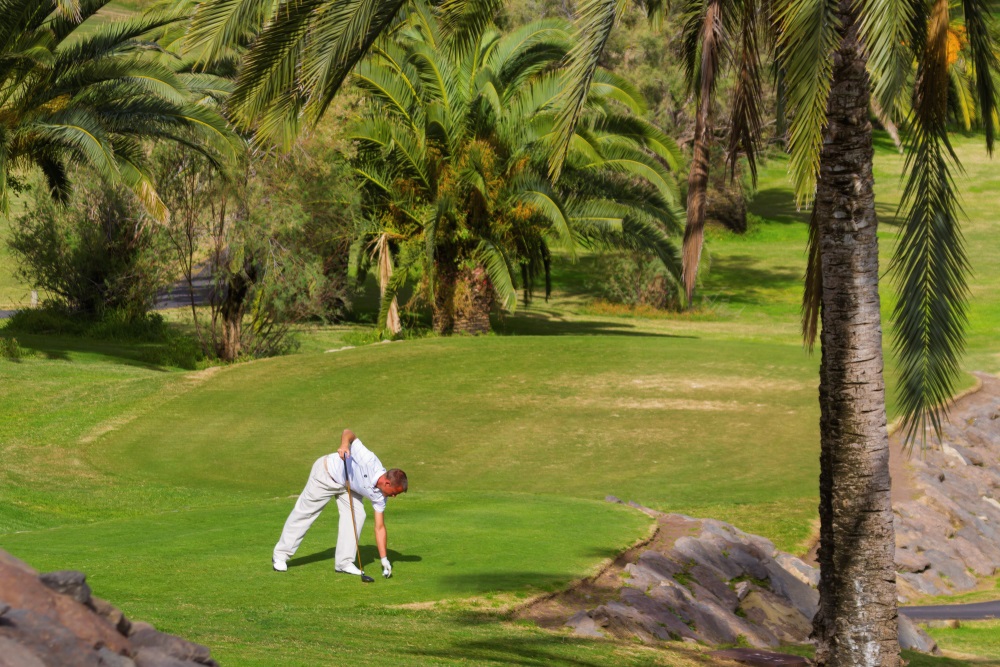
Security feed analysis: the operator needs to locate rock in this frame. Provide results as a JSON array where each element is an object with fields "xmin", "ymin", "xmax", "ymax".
[
  {"xmin": 605, "ymin": 495, "xmax": 624, "ymax": 505},
  {"xmin": 942, "ymin": 444, "xmax": 968, "ymax": 466},
  {"xmin": 565, "ymin": 611, "xmax": 605, "ymax": 638},
  {"xmin": 40, "ymin": 571, "xmax": 92, "ymax": 606},
  {"xmin": 129, "ymin": 626, "xmax": 215, "ymax": 665},
  {"xmin": 898, "ymin": 572, "xmax": 942, "ymax": 596},
  {"xmin": 134, "ymin": 649, "xmax": 198, "ymax": 667},
  {"xmin": 97, "ymin": 648, "xmax": 137, "ymax": 667},
  {"xmin": 0, "ymin": 549, "xmax": 219, "ymax": 667},
  {"xmin": 733, "ymin": 581, "xmax": 752, "ymax": 600},
  {"xmin": 0, "ymin": 555, "xmax": 129, "ymax": 654},
  {"xmin": 710, "ymin": 648, "xmax": 810, "ymax": 666},
  {"xmin": 950, "ymin": 445, "xmax": 984, "ymax": 466},
  {"xmin": 773, "ymin": 553, "xmax": 819, "ymax": 588},
  {"xmin": 898, "ymin": 614, "xmax": 939, "ymax": 654},
  {"xmin": 759, "ymin": 559, "xmax": 818, "ymax": 620},
  {"xmin": 627, "ymin": 501, "xmax": 663, "ymax": 518},
  {"xmin": 92, "ymin": 597, "xmax": 132, "ymax": 637},
  {"xmin": 895, "ymin": 548, "xmax": 931, "ymax": 574},
  {"xmin": 0, "ymin": 606, "xmax": 104, "ymax": 667},
  {"xmin": 922, "ymin": 549, "xmax": 978, "ymax": 591},
  {"xmin": 0, "ymin": 636, "xmax": 47, "ymax": 667},
  {"xmin": 738, "ymin": 589, "xmax": 812, "ymax": 643}
]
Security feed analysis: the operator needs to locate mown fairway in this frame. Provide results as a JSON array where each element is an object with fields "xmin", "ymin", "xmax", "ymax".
[{"xmin": 2, "ymin": 135, "xmax": 999, "ymax": 665}]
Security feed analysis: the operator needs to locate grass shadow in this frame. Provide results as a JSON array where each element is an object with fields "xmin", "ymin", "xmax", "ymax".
[
  {"xmin": 493, "ymin": 310, "xmax": 695, "ymax": 338},
  {"xmin": 406, "ymin": 638, "xmax": 618, "ymax": 667},
  {"xmin": 288, "ymin": 547, "xmax": 421, "ymax": 569},
  {"xmin": 702, "ymin": 254, "xmax": 803, "ymax": 306},
  {"xmin": 11, "ymin": 334, "xmax": 174, "ymax": 371},
  {"xmin": 435, "ymin": 571, "xmax": 577, "ymax": 596}
]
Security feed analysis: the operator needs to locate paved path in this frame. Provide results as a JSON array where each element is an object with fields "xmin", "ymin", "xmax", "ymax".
[{"xmin": 901, "ymin": 600, "xmax": 1000, "ymax": 621}]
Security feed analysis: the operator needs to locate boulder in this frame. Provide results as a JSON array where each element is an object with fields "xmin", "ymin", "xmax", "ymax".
[
  {"xmin": 0, "ymin": 549, "xmax": 219, "ymax": 667},
  {"xmin": 129, "ymin": 625, "xmax": 215, "ymax": 666},
  {"xmin": 898, "ymin": 614, "xmax": 939, "ymax": 654}
]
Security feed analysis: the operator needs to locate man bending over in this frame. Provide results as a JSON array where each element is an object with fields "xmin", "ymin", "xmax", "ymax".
[{"xmin": 272, "ymin": 429, "xmax": 408, "ymax": 578}]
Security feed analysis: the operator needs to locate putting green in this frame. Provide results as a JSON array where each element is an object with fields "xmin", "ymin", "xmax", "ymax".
[{"xmin": 2, "ymin": 493, "xmax": 652, "ymax": 665}]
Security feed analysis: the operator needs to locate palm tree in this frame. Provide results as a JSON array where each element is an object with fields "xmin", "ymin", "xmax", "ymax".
[
  {"xmin": 555, "ymin": 0, "xmax": 999, "ymax": 664},
  {"xmin": 547, "ymin": 0, "xmax": 770, "ymax": 306},
  {"xmin": 351, "ymin": 8, "xmax": 684, "ymax": 334},
  {"xmin": 0, "ymin": 0, "xmax": 236, "ymax": 219}
]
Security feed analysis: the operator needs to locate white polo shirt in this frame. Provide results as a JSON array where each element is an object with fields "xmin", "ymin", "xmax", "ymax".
[{"xmin": 325, "ymin": 439, "xmax": 388, "ymax": 513}]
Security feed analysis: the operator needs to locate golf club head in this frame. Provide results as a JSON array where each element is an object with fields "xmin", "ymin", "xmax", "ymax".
[{"xmin": 361, "ymin": 573, "xmax": 375, "ymax": 583}]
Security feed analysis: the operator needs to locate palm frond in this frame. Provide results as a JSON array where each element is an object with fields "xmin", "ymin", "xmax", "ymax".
[
  {"xmin": 476, "ymin": 239, "xmax": 517, "ymax": 311},
  {"xmin": 548, "ymin": 0, "xmax": 629, "ymax": 180},
  {"xmin": 775, "ymin": 0, "xmax": 840, "ymax": 203}
]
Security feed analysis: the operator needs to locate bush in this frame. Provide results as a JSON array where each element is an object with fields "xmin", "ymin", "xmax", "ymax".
[
  {"xmin": 590, "ymin": 252, "xmax": 682, "ymax": 310},
  {"xmin": 0, "ymin": 336, "xmax": 31, "ymax": 360},
  {"xmin": 8, "ymin": 177, "xmax": 170, "ymax": 319}
]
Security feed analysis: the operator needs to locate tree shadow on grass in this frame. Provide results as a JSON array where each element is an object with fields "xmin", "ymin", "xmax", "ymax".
[
  {"xmin": 749, "ymin": 187, "xmax": 901, "ymax": 227},
  {"xmin": 287, "ymin": 547, "xmax": 421, "ymax": 569},
  {"xmin": 492, "ymin": 310, "xmax": 695, "ymax": 338},
  {"xmin": 434, "ymin": 571, "xmax": 576, "ymax": 596},
  {"xmin": 405, "ymin": 637, "xmax": 618, "ymax": 667},
  {"xmin": 701, "ymin": 254, "xmax": 804, "ymax": 309},
  {"xmin": 10, "ymin": 333, "xmax": 180, "ymax": 370}
]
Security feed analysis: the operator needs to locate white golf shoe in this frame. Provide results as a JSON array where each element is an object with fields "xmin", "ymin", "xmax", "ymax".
[
  {"xmin": 335, "ymin": 563, "xmax": 363, "ymax": 576},
  {"xmin": 273, "ymin": 559, "xmax": 288, "ymax": 572}
]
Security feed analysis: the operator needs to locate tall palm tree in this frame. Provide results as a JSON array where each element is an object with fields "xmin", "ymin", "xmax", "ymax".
[
  {"xmin": 554, "ymin": 0, "xmax": 999, "ymax": 664},
  {"xmin": 0, "ymin": 0, "xmax": 236, "ymax": 219},
  {"xmin": 351, "ymin": 8, "xmax": 683, "ymax": 334}
]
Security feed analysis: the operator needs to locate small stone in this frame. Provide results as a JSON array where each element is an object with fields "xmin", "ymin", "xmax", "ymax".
[{"xmin": 565, "ymin": 611, "xmax": 605, "ymax": 638}]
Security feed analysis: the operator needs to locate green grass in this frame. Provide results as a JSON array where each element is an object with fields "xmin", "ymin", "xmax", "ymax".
[
  {"xmin": 924, "ymin": 621, "xmax": 1000, "ymax": 664},
  {"xmin": 2, "ymin": 126, "xmax": 999, "ymax": 664}
]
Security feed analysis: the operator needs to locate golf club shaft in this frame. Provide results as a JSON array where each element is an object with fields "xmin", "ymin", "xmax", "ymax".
[{"xmin": 343, "ymin": 457, "xmax": 366, "ymax": 575}]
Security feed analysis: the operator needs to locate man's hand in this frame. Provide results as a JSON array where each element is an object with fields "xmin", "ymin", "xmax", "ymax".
[
  {"xmin": 338, "ymin": 429, "xmax": 356, "ymax": 459},
  {"xmin": 381, "ymin": 557, "xmax": 392, "ymax": 578}
]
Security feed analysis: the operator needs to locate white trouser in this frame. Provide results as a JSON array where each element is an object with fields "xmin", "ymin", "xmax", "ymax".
[{"xmin": 273, "ymin": 457, "xmax": 366, "ymax": 571}]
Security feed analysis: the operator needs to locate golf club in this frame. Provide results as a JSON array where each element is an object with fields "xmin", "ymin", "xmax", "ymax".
[{"xmin": 343, "ymin": 457, "xmax": 375, "ymax": 583}]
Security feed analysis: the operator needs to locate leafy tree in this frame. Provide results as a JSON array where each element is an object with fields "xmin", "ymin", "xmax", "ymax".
[
  {"xmin": 9, "ymin": 175, "xmax": 169, "ymax": 317},
  {"xmin": 0, "ymin": 0, "xmax": 236, "ymax": 218},
  {"xmin": 350, "ymin": 8, "xmax": 683, "ymax": 334}
]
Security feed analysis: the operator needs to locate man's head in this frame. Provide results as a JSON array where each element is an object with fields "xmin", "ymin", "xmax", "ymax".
[{"xmin": 376, "ymin": 469, "xmax": 408, "ymax": 497}]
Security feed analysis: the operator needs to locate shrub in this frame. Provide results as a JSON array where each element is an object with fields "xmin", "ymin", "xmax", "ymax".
[
  {"xmin": 8, "ymin": 178, "xmax": 170, "ymax": 319},
  {"xmin": 590, "ymin": 251, "xmax": 682, "ymax": 310},
  {"xmin": 0, "ymin": 336, "xmax": 30, "ymax": 360}
]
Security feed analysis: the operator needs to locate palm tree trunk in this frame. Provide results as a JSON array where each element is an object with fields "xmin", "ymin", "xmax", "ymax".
[
  {"xmin": 681, "ymin": 0, "xmax": 721, "ymax": 305},
  {"xmin": 453, "ymin": 265, "xmax": 493, "ymax": 335},
  {"xmin": 432, "ymin": 253, "xmax": 457, "ymax": 336},
  {"xmin": 811, "ymin": 1, "xmax": 899, "ymax": 664}
]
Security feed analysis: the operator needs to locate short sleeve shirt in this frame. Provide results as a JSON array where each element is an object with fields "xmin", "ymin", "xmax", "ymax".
[{"xmin": 326, "ymin": 439, "xmax": 388, "ymax": 513}]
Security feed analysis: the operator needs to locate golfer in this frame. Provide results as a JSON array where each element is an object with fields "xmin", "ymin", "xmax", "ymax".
[{"xmin": 272, "ymin": 429, "xmax": 408, "ymax": 578}]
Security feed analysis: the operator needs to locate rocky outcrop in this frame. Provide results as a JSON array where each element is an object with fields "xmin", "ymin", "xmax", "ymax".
[
  {"xmin": 0, "ymin": 549, "xmax": 219, "ymax": 667},
  {"xmin": 892, "ymin": 372, "xmax": 1000, "ymax": 601},
  {"xmin": 557, "ymin": 511, "xmax": 938, "ymax": 655}
]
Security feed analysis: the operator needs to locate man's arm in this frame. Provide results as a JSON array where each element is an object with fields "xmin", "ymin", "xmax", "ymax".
[
  {"xmin": 374, "ymin": 511, "xmax": 388, "ymax": 559},
  {"xmin": 337, "ymin": 428, "xmax": 357, "ymax": 459}
]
